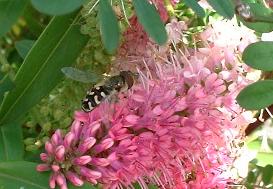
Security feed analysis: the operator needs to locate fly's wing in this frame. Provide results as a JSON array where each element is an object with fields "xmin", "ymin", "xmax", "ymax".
[
  {"xmin": 96, "ymin": 91, "xmax": 120, "ymax": 129},
  {"xmin": 61, "ymin": 67, "xmax": 102, "ymax": 83}
]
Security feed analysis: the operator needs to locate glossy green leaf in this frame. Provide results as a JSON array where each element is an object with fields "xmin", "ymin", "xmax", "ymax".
[
  {"xmin": 61, "ymin": 67, "xmax": 102, "ymax": 83},
  {"xmin": 237, "ymin": 80, "xmax": 273, "ymax": 110},
  {"xmin": 15, "ymin": 40, "xmax": 35, "ymax": 59},
  {"xmin": 0, "ymin": 12, "xmax": 89, "ymax": 126},
  {"xmin": 31, "ymin": 0, "xmax": 86, "ymax": 15},
  {"xmin": 99, "ymin": 0, "xmax": 120, "ymax": 53},
  {"xmin": 207, "ymin": 0, "xmax": 234, "ymax": 19},
  {"xmin": 0, "ymin": 161, "xmax": 96, "ymax": 189},
  {"xmin": 0, "ymin": 121, "xmax": 23, "ymax": 161},
  {"xmin": 239, "ymin": 3, "xmax": 273, "ymax": 33},
  {"xmin": 184, "ymin": 0, "xmax": 205, "ymax": 18},
  {"xmin": 262, "ymin": 165, "xmax": 273, "ymax": 185},
  {"xmin": 0, "ymin": 75, "xmax": 14, "ymax": 104},
  {"xmin": 243, "ymin": 41, "xmax": 273, "ymax": 71},
  {"xmin": 132, "ymin": 0, "xmax": 167, "ymax": 45},
  {"xmin": 247, "ymin": 139, "xmax": 262, "ymax": 150},
  {"xmin": 256, "ymin": 152, "xmax": 273, "ymax": 167},
  {"xmin": 0, "ymin": 0, "xmax": 27, "ymax": 37}
]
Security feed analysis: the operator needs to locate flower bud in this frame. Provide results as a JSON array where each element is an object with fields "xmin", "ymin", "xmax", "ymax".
[
  {"xmin": 78, "ymin": 137, "xmax": 96, "ymax": 154},
  {"xmin": 36, "ymin": 164, "xmax": 50, "ymax": 172},
  {"xmin": 73, "ymin": 155, "xmax": 92, "ymax": 165},
  {"xmin": 79, "ymin": 166, "xmax": 102, "ymax": 179},
  {"xmin": 40, "ymin": 153, "xmax": 48, "ymax": 162},
  {"xmin": 55, "ymin": 145, "xmax": 65, "ymax": 162},
  {"xmin": 66, "ymin": 171, "xmax": 84, "ymax": 186},
  {"xmin": 63, "ymin": 132, "xmax": 75, "ymax": 148}
]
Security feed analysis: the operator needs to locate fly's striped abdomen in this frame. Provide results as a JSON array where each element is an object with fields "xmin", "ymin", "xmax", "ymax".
[{"xmin": 82, "ymin": 86, "xmax": 110, "ymax": 112}]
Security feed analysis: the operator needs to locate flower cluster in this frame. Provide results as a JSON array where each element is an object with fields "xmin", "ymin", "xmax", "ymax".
[
  {"xmin": 36, "ymin": 117, "xmax": 114, "ymax": 189},
  {"xmin": 38, "ymin": 18, "xmax": 257, "ymax": 189}
]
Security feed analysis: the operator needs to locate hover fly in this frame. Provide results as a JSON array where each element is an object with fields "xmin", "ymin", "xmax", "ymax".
[{"xmin": 81, "ymin": 71, "xmax": 136, "ymax": 112}]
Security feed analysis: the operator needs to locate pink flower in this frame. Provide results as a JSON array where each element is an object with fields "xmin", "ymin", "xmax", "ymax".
[
  {"xmin": 36, "ymin": 123, "xmax": 110, "ymax": 188},
  {"xmin": 166, "ymin": 19, "xmax": 188, "ymax": 43},
  {"xmin": 38, "ymin": 16, "xmax": 257, "ymax": 189},
  {"xmin": 200, "ymin": 19, "xmax": 257, "ymax": 52}
]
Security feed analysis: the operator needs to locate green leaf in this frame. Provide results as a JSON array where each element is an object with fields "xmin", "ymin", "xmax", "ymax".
[
  {"xmin": 0, "ymin": 75, "xmax": 14, "ymax": 104},
  {"xmin": 22, "ymin": 4, "xmax": 45, "ymax": 36},
  {"xmin": 148, "ymin": 184, "xmax": 159, "ymax": 189},
  {"xmin": 0, "ymin": 161, "xmax": 96, "ymax": 189},
  {"xmin": 61, "ymin": 67, "xmax": 102, "ymax": 83},
  {"xmin": 0, "ymin": 0, "xmax": 27, "ymax": 37},
  {"xmin": 0, "ymin": 121, "xmax": 23, "ymax": 161},
  {"xmin": 239, "ymin": 3, "xmax": 273, "ymax": 33},
  {"xmin": 246, "ymin": 170, "xmax": 256, "ymax": 183},
  {"xmin": 207, "ymin": 0, "xmax": 234, "ymax": 19},
  {"xmin": 31, "ymin": 0, "xmax": 86, "ymax": 16},
  {"xmin": 256, "ymin": 152, "xmax": 273, "ymax": 167},
  {"xmin": 98, "ymin": 0, "xmax": 120, "ymax": 53},
  {"xmin": 0, "ymin": 11, "xmax": 89, "ymax": 126},
  {"xmin": 236, "ymin": 80, "xmax": 273, "ymax": 110},
  {"xmin": 184, "ymin": 0, "xmax": 205, "ymax": 18},
  {"xmin": 243, "ymin": 41, "xmax": 273, "ymax": 71},
  {"xmin": 15, "ymin": 40, "xmax": 35, "ymax": 59},
  {"xmin": 247, "ymin": 139, "xmax": 262, "ymax": 150},
  {"xmin": 132, "ymin": 0, "xmax": 167, "ymax": 45},
  {"xmin": 262, "ymin": 164, "xmax": 273, "ymax": 185},
  {"xmin": 24, "ymin": 149, "xmax": 43, "ymax": 163},
  {"xmin": 134, "ymin": 183, "xmax": 158, "ymax": 189}
]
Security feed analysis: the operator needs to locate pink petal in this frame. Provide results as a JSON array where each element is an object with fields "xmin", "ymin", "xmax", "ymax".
[
  {"xmin": 51, "ymin": 165, "xmax": 60, "ymax": 172},
  {"xmin": 94, "ymin": 138, "xmax": 114, "ymax": 153},
  {"xmin": 49, "ymin": 174, "xmax": 56, "ymax": 189},
  {"xmin": 89, "ymin": 123, "xmax": 101, "ymax": 136},
  {"xmin": 51, "ymin": 129, "xmax": 62, "ymax": 146},
  {"xmin": 66, "ymin": 171, "xmax": 84, "ymax": 186},
  {"xmin": 86, "ymin": 177, "xmax": 98, "ymax": 185},
  {"xmin": 55, "ymin": 145, "xmax": 65, "ymax": 162},
  {"xmin": 131, "ymin": 94, "xmax": 146, "ymax": 102},
  {"xmin": 153, "ymin": 105, "xmax": 164, "ymax": 115},
  {"xmin": 125, "ymin": 115, "xmax": 140, "ymax": 124},
  {"xmin": 91, "ymin": 157, "xmax": 110, "ymax": 166},
  {"xmin": 71, "ymin": 121, "xmax": 82, "ymax": 140},
  {"xmin": 63, "ymin": 132, "xmax": 75, "ymax": 148},
  {"xmin": 205, "ymin": 73, "xmax": 217, "ymax": 87},
  {"xmin": 73, "ymin": 155, "xmax": 92, "ymax": 165},
  {"xmin": 40, "ymin": 153, "xmax": 48, "ymax": 162},
  {"xmin": 79, "ymin": 166, "xmax": 102, "ymax": 179},
  {"xmin": 60, "ymin": 185, "xmax": 68, "ymax": 189},
  {"xmin": 45, "ymin": 142, "xmax": 54, "ymax": 154},
  {"xmin": 36, "ymin": 164, "xmax": 50, "ymax": 172},
  {"xmin": 56, "ymin": 173, "xmax": 66, "ymax": 186},
  {"xmin": 74, "ymin": 111, "xmax": 89, "ymax": 122},
  {"xmin": 78, "ymin": 137, "xmax": 96, "ymax": 154}
]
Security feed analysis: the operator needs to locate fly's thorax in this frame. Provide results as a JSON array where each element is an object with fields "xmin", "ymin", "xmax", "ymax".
[{"xmin": 104, "ymin": 75, "xmax": 126, "ymax": 92}]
